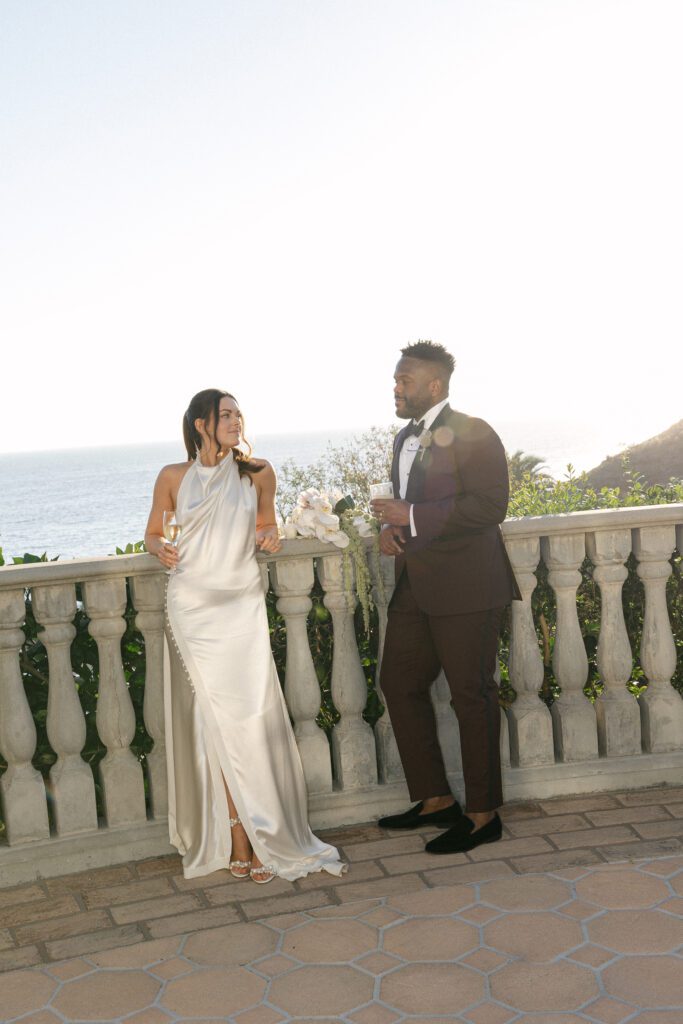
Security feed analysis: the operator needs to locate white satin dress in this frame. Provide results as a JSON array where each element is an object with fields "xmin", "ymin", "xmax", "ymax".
[{"xmin": 164, "ymin": 453, "xmax": 345, "ymax": 880}]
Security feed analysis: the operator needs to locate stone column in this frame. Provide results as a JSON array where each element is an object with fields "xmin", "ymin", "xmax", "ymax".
[
  {"xmin": 542, "ymin": 533, "xmax": 598, "ymax": 761},
  {"xmin": 83, "ymin": 577, "xmax": 147, "ymax": 826},
  {"xmin": 372, "ymin": 553, "xmax": 404, "ymax": 783},
  {"xmin": 505, "ymin": 537, "xmax": 554, "ymax": 766},
  {"xmin": 130, "ymin": 572, "xmax": 168, "ymax": 818},
  {"xmin": 32, "ymin": 582, "xmax": 98, "ymax": 836},
  {"xmin": 271, "ymin": 557, "xmax": 333, "ymax": 794},
  {"xmin": 318, "ymin": 553, "xmax": 378, "ymax": 790},
  {"xmin": 634, "ymin": 525, "xmax": 683, "ymax": 751},
  {"xmin": 587, "ymin": 529, "xmax": 641, "ymax": 756},
  {"xmin": 494, "ymin": 658, "xmax": 511, "ymax": 770},
  {"xmin": 0, "ymin": 589, "xmax": 50, "ymax": 844}
]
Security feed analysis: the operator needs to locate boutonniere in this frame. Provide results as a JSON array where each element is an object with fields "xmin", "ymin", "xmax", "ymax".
[{"xmin": 418, "ymin": 428, "xmax": 433, "ymax": 461}]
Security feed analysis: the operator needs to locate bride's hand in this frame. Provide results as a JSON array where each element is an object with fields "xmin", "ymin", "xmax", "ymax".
[
  {"xmin": 256, "ymin": 525, "xmax": 281, "ymax": 554},
  {"xmin": 152, "ymin": 537, "xmax": 179, "ymax": 570}
]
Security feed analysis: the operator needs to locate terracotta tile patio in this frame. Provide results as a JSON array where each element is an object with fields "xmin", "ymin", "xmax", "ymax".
[{"xmin": 2, "ymin": 788, "xmax": 683, "ymax": 1021}]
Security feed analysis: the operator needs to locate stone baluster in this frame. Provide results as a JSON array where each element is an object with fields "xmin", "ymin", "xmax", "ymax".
[
  {"xmin": 130, "ymin": 573, "xmax": 168, "ymax": 818},
  {"xmin": 270, "ymin": 557, "xmax": 333, "ymax": 794},
  {"xmin": 505, "ymin": 538, "xmax": 554, "ymax": 766},
  {"xmin": 318, "ymin": 553, "xmax": 378, "ymax": 790},
  {"xmin": 431, "ymin": 670, "xmax": 462, "ymax": 775},
  {"xmin": 0, "ymin": 589, "xmax": 50, "ymax": 844},
  {"xmin": 586, "ymin": 530, "xmax": 641, "ymax": 756},
  {"xmin": 372, "ymin": 552, "xmax": 404, "ymax": 783},
  {"xmin": 32, "ymin": 583, "xmax": 98, "ymax": 836},
  {"xmin": 494, "ymin": 658, "xmax": 511, "ymax": 769},
  {"xmin": 633, "ymin": 526, "xmax": 683, "ymax": 751},
  {"xmin": 83, "ymin": 577, "xmax": 147, "ymax": 826},
  {"xmin": 541, "ymin": 534, "xmax": 598, "ymax": 761}
]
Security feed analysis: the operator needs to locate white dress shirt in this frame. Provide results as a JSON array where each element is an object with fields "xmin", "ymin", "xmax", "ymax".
[{"xmin": 398, "ymin": 398, "xmax": 450, "ymax": 537}]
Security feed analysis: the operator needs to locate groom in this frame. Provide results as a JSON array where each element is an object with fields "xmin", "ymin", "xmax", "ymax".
[{"xmin": 371, "ymin": 340, "xmax": 520, "ymax": 854}]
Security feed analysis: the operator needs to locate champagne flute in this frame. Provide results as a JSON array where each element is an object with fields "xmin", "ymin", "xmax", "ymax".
[{"xmin": 162, "ymin": 510, "xmax": 182, "ymax": 574}]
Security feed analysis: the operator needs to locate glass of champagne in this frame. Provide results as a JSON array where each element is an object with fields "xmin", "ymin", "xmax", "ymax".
[{"xmin": 162, "ymin": 510, "xmax": 182, "ymax": 574}]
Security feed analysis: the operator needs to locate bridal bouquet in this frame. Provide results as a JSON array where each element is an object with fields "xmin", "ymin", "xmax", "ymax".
[
  {"xmin": 286, "ymin": 489, "xmax": 350, "ymax": 547},
  {"xmin": 285, "ymin": 488, "xmax": 384, "ymax": 631}
]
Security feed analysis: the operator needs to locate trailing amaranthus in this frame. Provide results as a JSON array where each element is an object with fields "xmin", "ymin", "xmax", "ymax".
[{"xmin": 338, "ymin": 508, "xmax": 385, "ymax": 633}]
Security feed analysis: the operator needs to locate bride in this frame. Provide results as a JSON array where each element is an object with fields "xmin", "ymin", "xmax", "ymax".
[{"xmin": 145, "ymin": 388, "xmax": 345, "ymax": 883}]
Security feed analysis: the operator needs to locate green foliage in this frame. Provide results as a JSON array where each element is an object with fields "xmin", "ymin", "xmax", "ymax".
[{"xmin": 276, "ymin": 426, "xmax": 397, "ymax": 521}]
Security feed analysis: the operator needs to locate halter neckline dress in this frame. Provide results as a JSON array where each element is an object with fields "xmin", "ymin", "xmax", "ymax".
[{"xmin": 164, "ymin": 453, "xmax": 344, "ymax": 880}]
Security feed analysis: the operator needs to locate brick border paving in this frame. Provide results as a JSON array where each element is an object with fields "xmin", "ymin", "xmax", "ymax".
[{"xmin": 1, "ymin": 787, "xmax": 683, "ymax": 972}]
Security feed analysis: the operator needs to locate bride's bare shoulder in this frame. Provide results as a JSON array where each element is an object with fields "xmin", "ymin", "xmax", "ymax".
[
  {"xmin": 156, "ymin": 461, "xmax": 192, "ymax": 484},
  {"xmin": 248, "ymin": 457, "xmax": 275, "ymax": 477}
]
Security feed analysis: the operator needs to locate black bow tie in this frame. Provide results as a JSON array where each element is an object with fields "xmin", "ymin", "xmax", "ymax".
[{"xmin": 404, "ymin": 420, "xmax": 425, "ymax": 437}]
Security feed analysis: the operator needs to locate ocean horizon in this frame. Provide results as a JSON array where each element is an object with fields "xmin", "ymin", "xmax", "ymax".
[{"xmin": 0, "ymin": 417, "xmax": 634, "ymax": 560}]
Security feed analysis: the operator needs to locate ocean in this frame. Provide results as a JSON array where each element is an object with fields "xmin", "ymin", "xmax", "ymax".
[{"xmin": 0, "ymin": 419, "xmax": 630, "ymax": 560}]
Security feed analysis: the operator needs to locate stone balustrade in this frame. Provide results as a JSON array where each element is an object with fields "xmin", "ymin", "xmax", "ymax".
[{"xmin": 1, "ymin": 503, "xmax": 682, "ymax": 886}]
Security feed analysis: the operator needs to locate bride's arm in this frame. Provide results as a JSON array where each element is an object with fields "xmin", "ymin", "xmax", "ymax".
[
  {"xmin": 253, "ymin": 462, "xmax": 282, "ymax": 554},
  {"xmin": 145, "ymin": 465, "xmax": 183, "ymax": 570}
]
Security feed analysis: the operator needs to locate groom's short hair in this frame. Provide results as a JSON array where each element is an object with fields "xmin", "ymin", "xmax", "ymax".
[{"xmin": 401, "ymin": 340, "xmax": 455, "ymax": 383}]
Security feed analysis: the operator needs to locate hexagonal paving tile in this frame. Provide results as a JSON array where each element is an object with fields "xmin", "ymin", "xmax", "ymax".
[
  {"xmin": 382, "ymin": 916, "xmax": 479, "ymax": 961},
  {"xmin": 386, "ymin": 884, "xmax": 475, "ymax": 915},
  {"xmin": 52, "ymin": 970, "xmax": 161, "ymax": 1021},
  {"xmin": 0, "ymin": 972, "xmax": 58, "ymax": 1023},
  {"xmin": 282, "ymin": 918, "xmax": 377, "ymax": 962},
  {"xmin": 269, "ymin": 964, "xmax": 374, "ymax": 1016},
  {"xmin": 479, "ymin": 875, "xmax": 572, "ymax": 910},
  {"xmin": 124, "ymin": 1011, "xmax": 173, "ymax": 1024},
  {"xmin": 183, "ymin": 922, "xmax": 277, "ymax": 965},
  {"xmin": 461, "ymin": 1000, "xmax": 516, "ymax": 1023},
  {"xmin": 380, "ymin": 963, "xmax": 484, "ymax": 1014},
  {"xmin": 624, "ymin": 1013, "xmax": 683, "ymax": 1023},
  {"xmin": 602, "ymin": 955, "xmax": 683, "ymax": 1007},
  {"xmin": 232, "ymin": 1008, "xmax": 285, "ymax": 1024},
  {"xmin": 512, "ymin": 1016, "xmax": 587, "ymax": 1024},
  {"xmin": 484, "ymin": 911, "xmax": 583, "ymax": 961},
  {"xmin": 348, "ymin": 1005, "xmax": 399, "ymax": 1024},
  {"xmin": 582, "ymin": 996, "xmax": 633, "ymax": 1023},
  {"xmin": 161, "ymin": 966, "xmax": 266, "ymax": 1016},
  {"xmin": 490, "ymin": 962, "xmax": 599, "ymax": 1012},
  {"xmin": 587, "ymin": 909, "xmax": 683, "ymax": 954},
  {"xmin": 575, "ymin": 869, "xmax": 670, "ymax": 909}
]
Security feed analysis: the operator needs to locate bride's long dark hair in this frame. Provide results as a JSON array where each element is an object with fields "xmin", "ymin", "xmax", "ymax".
[{"xmin": 182, "ymin": 389, "xmax": 264, "ymax": 478}]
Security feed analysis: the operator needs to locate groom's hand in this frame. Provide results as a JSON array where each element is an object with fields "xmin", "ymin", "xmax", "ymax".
[
  {"xmin": 371, "ymin": 498, "xmax": 411, "ymax": 527},
  {"xmin": 379, "ymin": 525, "xmax": 406, "ymax": 556}
]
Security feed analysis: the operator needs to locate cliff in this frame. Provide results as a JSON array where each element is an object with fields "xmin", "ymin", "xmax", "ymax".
[{"xmin": 585, "ymin": 419, "xmax": 683, "ymax": 490}]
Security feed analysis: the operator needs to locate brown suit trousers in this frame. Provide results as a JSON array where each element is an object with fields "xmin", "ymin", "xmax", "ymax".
[{"xmin": 380, "ymin": 572, "xmax": 504, "ymax": 812}]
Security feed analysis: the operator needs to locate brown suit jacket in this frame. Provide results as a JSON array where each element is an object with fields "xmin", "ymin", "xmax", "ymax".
[{"xmin": 391, "ymin": 404, "xmax": 521, "ymax": 616}]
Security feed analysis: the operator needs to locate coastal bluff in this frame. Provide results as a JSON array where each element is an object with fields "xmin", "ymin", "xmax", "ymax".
[{"xmin": 586, "ymin": 417, "xmax": 683, "ymax": 489}]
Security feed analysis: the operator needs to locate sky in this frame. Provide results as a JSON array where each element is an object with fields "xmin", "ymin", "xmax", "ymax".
[{"xmin": 1, "ymin": 0, "xmax": 682, "ymax": 454}]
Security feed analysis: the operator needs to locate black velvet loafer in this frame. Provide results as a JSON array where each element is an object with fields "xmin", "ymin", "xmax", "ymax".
[
  {"xmin": 378, "ymin": 800, "xmax": 463, "ymax": 830},
  {"xmin": 425, "ymin": 813, "xmax": 502, "ymax": 854}
]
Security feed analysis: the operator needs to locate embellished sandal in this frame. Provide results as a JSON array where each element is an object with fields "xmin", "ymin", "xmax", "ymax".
[
  {"xmin": 228, "ymin": 816, "xmax": 250, "ymax": 879},
  {"xmin": 250, "ymin": 863, "xmax": 276, "ymax": 885}
]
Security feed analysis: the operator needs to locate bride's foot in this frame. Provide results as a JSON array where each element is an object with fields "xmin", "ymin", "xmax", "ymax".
[
  {"xmin": 229, "ymin": 816, "xmax": 251, "ymax": 879},
  {"xmin": 250, "ymin": 855, "xmax": 276, "ymax": 885}
]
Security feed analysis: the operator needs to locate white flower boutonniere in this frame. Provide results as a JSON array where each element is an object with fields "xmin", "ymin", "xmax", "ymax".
[{"xmin": 418, "ymin": 428, "xmax": 433, "ymax": 460}]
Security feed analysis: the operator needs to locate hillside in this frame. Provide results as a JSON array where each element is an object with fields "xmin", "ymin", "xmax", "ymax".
[{"xmin": 585, "ymin": 419, "xmax": 683, "ymax": 490}]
